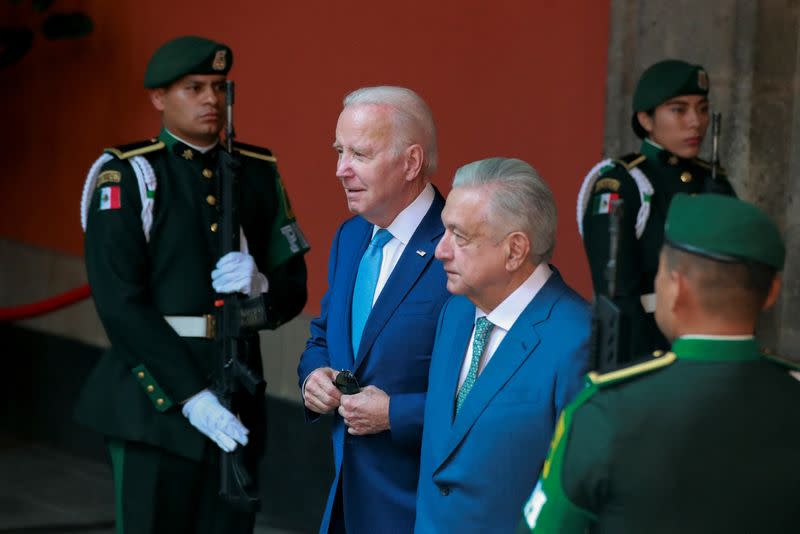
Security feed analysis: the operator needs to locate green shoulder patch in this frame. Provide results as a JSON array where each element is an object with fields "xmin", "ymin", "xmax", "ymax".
[
  {"xmin": 96, "ymin": 170, "xmax": 122, "ymax": 187},
  {"xmin": 588, "ymin": 350, "xmax": 676, "ymax": 387},
  {"xmin": 105, "ymin": 138, "xmax": 165, "ymax": 160},
  {"xmin": 761, "ymin": 349, "xmax": 800, "ymax": 371},
  {"xmin": 233, "ymin": 141, "xmax": 277, "ymax": 163}
]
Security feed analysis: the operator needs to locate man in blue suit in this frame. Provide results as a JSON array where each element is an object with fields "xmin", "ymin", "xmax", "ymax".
[
  {"xmin": 415, "ymin": 157, "xmax": 591, "ymax": 533},
  {"xmin": 298, "ymin": 86, "xmax": 450, "ymax": 534}
]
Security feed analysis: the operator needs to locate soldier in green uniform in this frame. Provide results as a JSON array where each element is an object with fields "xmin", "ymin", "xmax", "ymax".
[
  {"xmin": 74, "ymin": 36, "xmax": 309, "ymax": 533},
  {"xmin": 519, "ymin": 193, "xmax": 800, "ymax": 533},
  {"xmin": 579, "ymin": 59, "xmax": 736, "ymax": 363}
]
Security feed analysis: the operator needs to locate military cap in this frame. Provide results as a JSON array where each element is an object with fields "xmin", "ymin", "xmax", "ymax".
[
  {"xmin": 665, "ymin": 193, "xmax": 785, "ymax": 270},
  {"xmin": 631, "ymin": 59, "xmax": 709, "ymax": 137},
  {"xmin": 144, "ymin": 36, "xmax": 232, "ymax": 88}
]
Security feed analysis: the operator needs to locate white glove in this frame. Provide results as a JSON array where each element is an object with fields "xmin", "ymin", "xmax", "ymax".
[
  {"xmin": 182, "ymin": 389, "xmax": 249, "ymax": 452},
  {"xmin": 211, "ymin": 252, "xmax": 269, "ymax": 297}
]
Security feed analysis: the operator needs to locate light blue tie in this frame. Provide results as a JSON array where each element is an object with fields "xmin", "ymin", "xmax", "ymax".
[
  {"xmin": 456, "ymin": 317, "xmax": 495, "ymax": 414},
  {"xmin": 351, "ymin": 229, "xmax": 393, "ymax": 358}
]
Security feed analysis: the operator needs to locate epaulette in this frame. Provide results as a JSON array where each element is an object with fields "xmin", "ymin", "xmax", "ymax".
[
  {"xmin": 692, "ymin": 157, "xmax": 727, "ymax": 175},
  {"xmin": 233, "ymin": 141, "xmax": 277, "ymax": 163},
  {"xmin": 105, "ymin": 138, "xmax": 165, "ymax": 159},
  {"xmin": 761, "ymin": 348, "xmax": 800, "ymax": 370},
  {"xmin": 587, "ymin": 350, "xmax": 676, "ymax": 387},
  {"xmin": 619, "ymin": 152, "xmax": 646, "ymax": 171}
]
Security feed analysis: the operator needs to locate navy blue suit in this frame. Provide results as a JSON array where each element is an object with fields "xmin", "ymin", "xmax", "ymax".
[
  {"xmin": 415, "ymin": 271, "xmax": 590, "ymax": 533},
  {"xmin": 298, "ymin": 190, "xmax": 449, "ymax": 533}
]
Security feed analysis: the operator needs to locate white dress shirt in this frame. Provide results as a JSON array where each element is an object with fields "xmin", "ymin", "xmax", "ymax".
[
  {"xmin": 457, "ymin": 263, "xmax": 553, "ymax": 390},
  {"xmin": 369, "ymin": 183, "xmax": 435, "ymax": 304}
]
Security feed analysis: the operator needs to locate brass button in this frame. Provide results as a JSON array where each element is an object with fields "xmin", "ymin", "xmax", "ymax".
[
  {"xmin": 156, "ymin": 398, "xmax": 165, "ymax": 406},
  {"xmin": 146, "ymin": 385, "xmax": 155, "ymax": 393},
  {"xmin": 206, "ymin": 195, "xmax": 217, "ymax": 206},
  {"xmin": 680, "ymin": 171, "xmax": 693, "ymax": 183},
  {"xmin": 137, "ymin": 371, "xmax": 145, "ymax": 379},
  {"xmin": 202, "ymin": 168, "xmax": 213, "ymax": 178},
  {"xmin": 210, "ymin": 222, "xmax": 218, "ymax": 232},
  {"xmin": 668, "ymin": 155, "xmax": 678, "ymax": 165},
  {"xmin": 653, "ymin": 350, "xmax": 664, "ymax": 357}
]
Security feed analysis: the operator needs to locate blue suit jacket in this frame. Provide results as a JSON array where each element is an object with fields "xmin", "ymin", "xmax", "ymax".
[
  {"xmin": 414, "ymin": 270, "xmax": 590, "ymax": 533},
  {"xmin": 298, "ymin": 190, "xmax": 450, "ymax": 534}
]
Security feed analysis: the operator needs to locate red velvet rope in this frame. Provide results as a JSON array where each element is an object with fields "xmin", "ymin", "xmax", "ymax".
[{"xmin": 0, "ymin": 284, "xmax": 91, "ymax": 321}]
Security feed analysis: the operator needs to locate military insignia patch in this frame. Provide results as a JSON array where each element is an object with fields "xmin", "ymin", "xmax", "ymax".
[
  {"xmin": 697, "ymin": 69, "xmax": 709, "ymax": 90},
  {"xmin": 182, "ymin": 149, "xmax": 194, "ymax": 160},
  {"xmin": 99, "ymin": 186, "xmax": 121, "ymax": 210},
  {"xmin": 592, "ymin": 192, "xmax": 619, "ymax": 215},
  {"xmin": 212, "ymin": 50, "xmax": 227, "ymax": 71},
  {"xmin": 594, "ymin": 177, "xmax": 621, "ymax": 192},
  {"xmin": 97, "ymin": 170, "xmax": 121, "ymax": 188}
]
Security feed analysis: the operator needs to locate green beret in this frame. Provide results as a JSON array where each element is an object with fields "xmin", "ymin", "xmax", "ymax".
[
  {"xmin": 665, "ymin": 194, "xmax": 785, "ymax": 270},
  {"xmin": 144, "ymin": 36, "xmax": 232, "ymax": 88},
  {"xmin": 631, "ymin": 59, "xmax": 709, "ymax": 137}
]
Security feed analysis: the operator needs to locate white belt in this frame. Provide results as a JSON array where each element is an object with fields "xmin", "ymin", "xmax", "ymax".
[
  {"xmin": 640, "ymin": 293, "xmax": 656, "ymax": 314},
  {"xmin": 164, "ymin": 315, "xmax": 215, "ymax": 338}
]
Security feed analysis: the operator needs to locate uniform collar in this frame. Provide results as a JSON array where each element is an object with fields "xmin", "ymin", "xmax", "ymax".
[
  {"xmin": 672, "ymin": 336, "xmax": 760, "ymax": 361},
  {"xmin": 159, "ymin": 128, "xmax": 219, "ymax": 158},
  {"xmin": 641, "ymin": 138, "xmax": 684, "ymax": 166}
]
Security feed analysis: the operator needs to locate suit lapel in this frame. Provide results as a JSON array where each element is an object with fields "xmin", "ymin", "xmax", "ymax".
[
  {"xmin": 354, "ymin": 191, "xmax": 445, "ymax": 370},
  {"xmin": 435, "ymin": 271, "xmax": 568, "ymax": 471}
]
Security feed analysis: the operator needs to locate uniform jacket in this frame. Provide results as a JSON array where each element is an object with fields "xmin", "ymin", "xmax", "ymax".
[
  {"xmin": 74, "ymin": 131, "xmax": 308, "ymax": 461},
  {"xmin": 414, "ymin": 270, "xmax": 590, "ymax": 533},
  {"xmin": 297, "ymin": 190, "xmax": 449, "ymax": 534},
  {"xmin": 581, "ymin": 139, "xmax": 736, "ymax": 362},
  {"xmin": 523, "ymin": 337, "xmax": 800, "ymax": 534}
]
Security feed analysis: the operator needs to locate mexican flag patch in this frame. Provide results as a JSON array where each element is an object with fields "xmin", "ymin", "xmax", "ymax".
[
  {"xmin": 592, "ymin": 192, "xmax": 619, "ymax": 215},
  {"xmin": 99, "ymin": 186, "xmax": 121, "ymax": 210}
]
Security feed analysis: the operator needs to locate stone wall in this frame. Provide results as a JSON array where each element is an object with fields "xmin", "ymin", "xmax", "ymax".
[{"xmin": 606, "ymin": 0, "xmax": 799, "ymax": 356}]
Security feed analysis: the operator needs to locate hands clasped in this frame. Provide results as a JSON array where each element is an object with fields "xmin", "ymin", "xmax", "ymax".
[
  {"xmin": 338, "ymin": 385, "xmax": 390, "ymax": 436},
  {"xmin": 211, "ymin": 252, "xmax": 269, "ymax": 297},
  {"xmin": 182, "ymin": 389, "xmax": 249, "ymax": 452}
]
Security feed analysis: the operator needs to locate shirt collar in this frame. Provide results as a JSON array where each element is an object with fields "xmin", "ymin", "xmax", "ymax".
[
  {"xmin": 372, "ymin": 182, "xmax": 435, "ymax": 245},
  {"xmin": 475, "ymin": 263, "xmax": 553, "ymax": 331}
]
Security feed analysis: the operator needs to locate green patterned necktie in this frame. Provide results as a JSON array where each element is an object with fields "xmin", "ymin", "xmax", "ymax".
[{"xmin": 456, "ymin": 316, "xmax": 495, "ymax": 414}]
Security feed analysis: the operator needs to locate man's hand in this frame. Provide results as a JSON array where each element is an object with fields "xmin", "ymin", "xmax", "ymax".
[
  {"xmin": 182, "ymin": 389, "xmax": 249, "ymax": 452},
  {"xmin": 303, "ymin": 367, "xmax": 342, "ymax": 414},
  {"xmin": 338, "ymin": 385, "xmax": 390, "ymax": 435},
  {"xmin": 211, "ymin": 251, "xmax": 269, "ymax": 297}
]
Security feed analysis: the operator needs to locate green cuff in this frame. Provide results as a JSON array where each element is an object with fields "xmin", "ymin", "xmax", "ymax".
[{"xmin": 131, "ymin": 364, "xmax": 174, "ymax": 412}]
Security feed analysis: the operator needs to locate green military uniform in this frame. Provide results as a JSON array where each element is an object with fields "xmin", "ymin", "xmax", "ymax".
[
  {"xmin": 74, "ymin": 36, "xmax": 309, "ymax": 533},
  {"xmin": 520, "ymin": 195, "xmax": 800, "ymax": 533},
  {"xmin": 580, "ymin": 60, "xmax": 736, "ymax": 363}
]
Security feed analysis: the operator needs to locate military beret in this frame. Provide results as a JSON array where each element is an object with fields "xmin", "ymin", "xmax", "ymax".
[
  {"xmin": 631, "ymin": 59, "xmax": 709, "ymax": 137},
  {"xmin": 665, "ymin": 193, "xmax": 785, "ymax": 270},
  {"xmin": 144, "ymin": 36, "xmax": 232, "ymax": 88}
]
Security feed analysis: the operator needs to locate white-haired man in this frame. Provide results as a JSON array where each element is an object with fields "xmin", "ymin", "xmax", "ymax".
[{"xmin": 298, "ymin": 86, "xmax": 450, "ymax": 533}]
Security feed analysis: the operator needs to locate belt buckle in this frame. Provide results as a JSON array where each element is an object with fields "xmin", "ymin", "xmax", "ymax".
[{"xmin": 204, "ymin": 314, "xmax": 216, "ymax": 339}]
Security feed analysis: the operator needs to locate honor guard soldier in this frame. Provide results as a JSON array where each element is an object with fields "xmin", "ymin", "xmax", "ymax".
[
  {"xmin": 520, "ymin": 194, "xmax": 800, "ymax": 534},
  {"xmin": 74, "ymin": 36, "xmax": 309, "ymax": 533},
  {"xmin": 578, "ymin": 60, "xmax": 736, "ymax": 363}
]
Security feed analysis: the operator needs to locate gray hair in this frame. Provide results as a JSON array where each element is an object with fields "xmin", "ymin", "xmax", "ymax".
[
  {"xmin": 453, "ymin": 157, "xmax": 557, "ymax": 263},
  {"xmin": 343, "ymin": 86, "xmax": 438, "ymax": 177}
]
